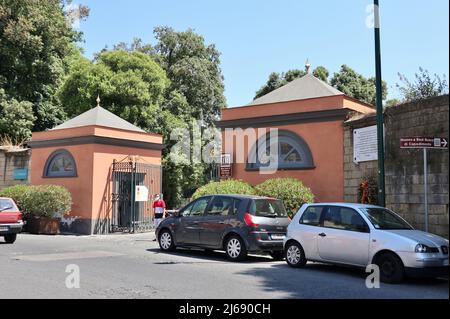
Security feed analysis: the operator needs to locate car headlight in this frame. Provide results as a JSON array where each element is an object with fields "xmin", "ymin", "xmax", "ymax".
[{"xmin": 415, "ymin": 244, "xmax": 433, "ymax": 253}]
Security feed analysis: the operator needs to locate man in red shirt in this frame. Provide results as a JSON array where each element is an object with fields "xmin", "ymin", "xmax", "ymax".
[{"xmin": 153, "ymin": 193, "xmax": 166, "ymax": 229}]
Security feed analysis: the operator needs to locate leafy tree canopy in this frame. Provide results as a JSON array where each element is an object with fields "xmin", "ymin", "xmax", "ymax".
[
  {"xmin": 154, "ymin": 27, "xmax": 226, "ymax": 124},
  {"xmin": 58, "ymin": 50, "xmax": 169, "ymax": 131},
  {"xmin": 255, "ymin": 64, "xmax": 387, "ymax": 106},
  {"xmin": 0, "ymin": 0, "xmax": 89, "ymax": 134},
  {"xmin": 330, "ymin": 64, "xmax": 387, "ymax": 106},
  {"xmin": 0, "ymin": 89, "xmax": 35, "ymax": 142},
  {"xmin": 396, "ymin": 67, "xmax": 448, "ymax": 102}
]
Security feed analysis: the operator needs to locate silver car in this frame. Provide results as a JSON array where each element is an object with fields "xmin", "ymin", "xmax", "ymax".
[{"xmin": 284, "ymin": 203, "xmax": 449, "ymax": 283}]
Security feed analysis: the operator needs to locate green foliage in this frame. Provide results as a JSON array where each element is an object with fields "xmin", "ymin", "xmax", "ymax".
[
  {"xmin": 0, "ymin": 184, "xmax": 29, "ymax": 211},
  {"xmin": 385, "ymin": 99, "xmax": 401, "ymax": 108},
  {"xmin": 396, "ymin": 67, "xmax": 448, "ymax": 102},
  {"xmin": 0, "ymin": 0, "xmax": 87, "ymax": 134},
  {"xmin": 255, "ymin": 178, "xmax": 314, "ymax": 216},
  {"xmin": 330, "ymin": 64, "xmax": 387, "ymax": 106},
  {"xmin": 0, "ymin": 184, "xmax": 72, "ymax": 218},
  {"xmin": 255, "ymin": 64, "xmax": 388, "ymax": 106},
  {"xmin": 154, "ymin": 27, "xmax": 226, "ymax": 124},
  {"xmin": 0, "ymin": 89, "xmax": 35, "ymax": 142},
  {"xmin": 192, "ymin": 180, "xmax": 256, "ymax": 200},
  {"xmin": 254, "ymin": 66, "xmax": 329, "ymax": 99},
  {"xmin": 58, "ymin": 50, "xmax": 169, "ymax": 130}
]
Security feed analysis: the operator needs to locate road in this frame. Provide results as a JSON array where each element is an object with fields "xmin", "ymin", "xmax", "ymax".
[{"xmin": 0, "ymin": 233, "xmax": 448, "ymax": 299}]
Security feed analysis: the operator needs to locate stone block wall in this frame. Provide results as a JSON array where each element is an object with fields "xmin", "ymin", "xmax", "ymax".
[
  {"xmin": 344, "ymin": 113, "xmax": 377, "ymax": 203},
  {"xmin": 384, "ymin": 95, "xmax": 449, "ymax": 238},
  {"xmin": 343, "ymin": 95, "xmax": 449, "ymax": 237},
  {"xmin": 0, "ymin": 148, "xmax": 31, "ymax": 190}
]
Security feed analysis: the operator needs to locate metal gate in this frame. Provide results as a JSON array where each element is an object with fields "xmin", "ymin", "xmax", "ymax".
[{"xmin": 111, "ymin": 158, "xmax": 162, "ymax": 233}]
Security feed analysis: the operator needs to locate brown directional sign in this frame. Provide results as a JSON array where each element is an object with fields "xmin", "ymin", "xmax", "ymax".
[
  {"xmin": 400, "ymin": 137, "xmax": 448, "ymax": 149},
  {"xmin": 220, "ymin": 154, "xmax": 232, "ymax": 179}
]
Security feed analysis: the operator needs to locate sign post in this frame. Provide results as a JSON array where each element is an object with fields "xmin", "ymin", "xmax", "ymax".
[{"xmin": 400, "ymin": 137, "xmax": 448, "ymax": 232}]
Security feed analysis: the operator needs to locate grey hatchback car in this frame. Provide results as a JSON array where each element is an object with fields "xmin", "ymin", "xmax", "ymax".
[{"xmin": 155, "ymin": 195, "xmax": 290, "ymax": 261}]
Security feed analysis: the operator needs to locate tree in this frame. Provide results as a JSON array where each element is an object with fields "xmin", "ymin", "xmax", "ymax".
[
  {"xmin": 385, "ymin": 99, "xmax": 401, "ymax": 108},
  {"xmin": 154, "ymin": 27, "xmax": 226, "ymax": 124},
  {"xmin": 330, "ymin": 65, "xmax": 387, "ymax": 106},
  {"xmin": 396, "ymin": 67, "xmax": 448, "ymax": 102},
  {"xmin": 254, "ymin": 66, "xmax": 329, "ymax": 100},
  {"xmin": 0, "ymin": 90, "xmax": 35, "ymax": 142},
  {"xmin": 59, "ymin": 50, "xmax": 169, "ymax": 130},
  {"xmin": 0, "ymin": 0, "xmax": 89, "ymax": 135}
]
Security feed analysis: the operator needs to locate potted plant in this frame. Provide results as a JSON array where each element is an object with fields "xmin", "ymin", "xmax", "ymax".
[{"xmin": 22, "ymin": 185, "xmax": 72, "ymax": 235}]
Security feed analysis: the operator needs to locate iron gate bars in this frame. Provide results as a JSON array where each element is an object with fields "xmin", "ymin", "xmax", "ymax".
[{"xmin": 111, "ymin": 159, "xmax": 162, "ymax": 233}]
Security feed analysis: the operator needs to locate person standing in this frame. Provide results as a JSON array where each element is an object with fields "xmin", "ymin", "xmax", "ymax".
[{"xmin": 152, "ymin": 193, "xmax": 166, "ymax": 229}]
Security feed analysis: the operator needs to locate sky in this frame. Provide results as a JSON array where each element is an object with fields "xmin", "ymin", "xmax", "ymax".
[{"xmin": 76, "ymin": 0, "xmax": 449, "ymax": 107}]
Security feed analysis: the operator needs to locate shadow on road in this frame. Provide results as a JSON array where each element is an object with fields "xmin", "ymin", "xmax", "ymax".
[
  {"xmin": 146, "ymin": 247, "xmax": 274, "ymax": 264},
  {"xmin": 236, "ymin": 262, "xmax": 449, "ymax": 299}
]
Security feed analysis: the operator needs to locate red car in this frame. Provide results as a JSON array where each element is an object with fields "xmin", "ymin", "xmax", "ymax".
[{"xmin": 0, "ymin": 197, "xmax": 23, "ymax": 244}]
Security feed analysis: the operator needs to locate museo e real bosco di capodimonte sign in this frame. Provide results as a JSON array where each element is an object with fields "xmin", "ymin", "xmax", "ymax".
[{"xmin": 400, "ymin": 136, "xmax": 448, "ymax": 149}]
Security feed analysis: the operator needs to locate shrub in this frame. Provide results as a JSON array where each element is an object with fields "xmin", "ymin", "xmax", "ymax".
[
  {"xmin": 192, "ymin": 179, "xmax": 256, "ymax": 199},
  {"xmin": 255, "ymin": 178, "xmax": 314, "ymax": 216},
  {"xmin": 0, "ymin": 184, "xmax": 30, "ymax": 211},
  {"xmin": 0, "ymin": 185, "xmax": 72, "ymax": 218}
]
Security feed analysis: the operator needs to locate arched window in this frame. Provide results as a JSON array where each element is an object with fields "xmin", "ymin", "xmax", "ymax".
[
  {"xmin": 43, "ymin": 149, "xmax": 77, "ymax": 178},
  {"xmin": 246, "ymin": 130, "xmax": 314, "ymax": 170}
]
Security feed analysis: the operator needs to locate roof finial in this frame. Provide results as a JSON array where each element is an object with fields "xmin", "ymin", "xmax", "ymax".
[
  {"xmin": 96, "ymin": 95, "xmax": 101, "ymax": 108},
  {"xmin": 305, "ymin": 59, "xmax": 311, "ymax": 74}
]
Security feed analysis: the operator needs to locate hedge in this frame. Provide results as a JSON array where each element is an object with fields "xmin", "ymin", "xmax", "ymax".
[
  {"xmin": 192, "ymin": 179, "xmax": 256, "ymax": 199},
  {"xmin": 0, "ymin": 185, "xmax": 72, "ymax": 218},
  {"xmin": 255, "ymin": 178, "xmax": 314, "ymax": 216}
]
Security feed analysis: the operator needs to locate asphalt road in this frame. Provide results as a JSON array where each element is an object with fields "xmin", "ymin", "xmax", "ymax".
[{"xmin": 0, "ymin": 233, "xmax": 448, "ymax": 299}]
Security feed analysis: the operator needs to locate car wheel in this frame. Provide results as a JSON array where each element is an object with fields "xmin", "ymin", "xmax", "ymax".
[
  {"xmin": 285, "ymin": 241, "xmax": 307, "ymax": 268},
  {"xmin": 225, "ymin": 235, "xmax": 247, "ymax": 261},
  {"xmin": 269, "ymin": 251, "xmax": 285, "ymax": 261},
  {"xmin": 4, "ymin": 234, "xmax": 17, "ymax": 244},
  {"xmin": 376, "ymin": 252, "xmax": 405, "ymax": 284},
  {"xmin": 158, "ymin": 229, "xmax": 175, "ymax": 252}
]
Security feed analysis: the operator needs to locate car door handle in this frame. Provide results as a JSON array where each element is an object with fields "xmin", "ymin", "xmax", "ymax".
[{"xmin": 318, "ymin": 233, "xmax": 327, "ymax": 237}]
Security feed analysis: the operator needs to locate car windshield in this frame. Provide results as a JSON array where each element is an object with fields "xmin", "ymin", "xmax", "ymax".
[
  {"xmin": 249, "ymin": 199, "xmax": 288, "ymax": 217},
  {"xmin": 361, "ymin": 208, "xmax": 413, "ymax": 230},
  {"xmin": 0, "ymin": 199, "xmax": 16, "ymax": 212}
]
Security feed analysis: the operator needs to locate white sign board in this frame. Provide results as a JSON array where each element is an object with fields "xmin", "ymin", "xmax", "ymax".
[
  {"xmin": 135, "ymin": 185, "xmax": 149, "ymax": 202},
  {"xmin": 221, "ymin": 153, "xmax": 232, "ymax": 167},
  {"xmin": 353, "ymin": 125, "xmax": 378, "ymax": 163}
]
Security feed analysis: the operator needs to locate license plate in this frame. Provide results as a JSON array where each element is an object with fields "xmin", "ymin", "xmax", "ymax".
[
  {"xmin": 271, "ymin": 234, "xmax": 285, "ymax": 240},
  {"xmin": 0, "ymin": 226, "xmax": 8, "ymax": 232}
]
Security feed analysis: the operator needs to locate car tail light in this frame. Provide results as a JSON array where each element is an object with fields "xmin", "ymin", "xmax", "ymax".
[
  {"xmin": 18, "ymin": 213, "xmax": 23, "ymax": 221},
  {"xmin": 244, "ymin": 213, "xmax": 259, "ymax": 228}
]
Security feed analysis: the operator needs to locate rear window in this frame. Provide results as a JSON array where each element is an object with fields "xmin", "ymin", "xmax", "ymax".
[
  {"xmin": 249, "ymin": 199, "xmax": 288, "ymax": 217},
  {"xmin": 0, "ymin": 199, "xmax": 17, "ymax": 212},
  {"xmin": 300, "ymin": 206, "xmax": 324, "ymax": 226}
]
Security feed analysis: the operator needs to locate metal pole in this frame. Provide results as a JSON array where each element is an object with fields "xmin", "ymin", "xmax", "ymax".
[
  {"xmin": 423, "ymin": 148, "xmax": 429, "ymax": 232},
  {"xmin": 374, "ymin": 0, "xmax": 386, "ymax": 207}
]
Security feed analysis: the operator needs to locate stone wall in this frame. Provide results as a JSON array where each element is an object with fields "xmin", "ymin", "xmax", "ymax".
[
  {"xmin": 344, "ymin": 95, "xmax": 449, "ymax": 238},
  {"xmin": 0, "ymin": 148, "xmax": 31, "ymax": 190},
  {"xmin": 343, "ymin": 113, "xmax": 377, "ymax": 203},
  {"xmin": 384, "ymin": 95, "xmax": 449, "ymax": 238}
]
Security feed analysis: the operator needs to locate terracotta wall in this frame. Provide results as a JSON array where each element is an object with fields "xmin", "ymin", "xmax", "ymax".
[
  {"xmin": 222, "ymin": 120, "xmax": 345, "ymax": 202},
  {"xmin": 91, "ymin": 145, "xmax": 162, "ymax": 233},
  {"xmin": 30, "ymin": 144, "xmax": 95, "ymax": 221},
  {"xmin": 222, "ymin": 96, "xmax": 374, "ymax": 121}
]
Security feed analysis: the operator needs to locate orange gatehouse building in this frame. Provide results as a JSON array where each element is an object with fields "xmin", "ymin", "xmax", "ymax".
[
  {"xmin": 217, "ymin": 73, "xmax": 375, "ymax": 202},
  {"xmin": 28, "ymin": 103, "xmax": 163, "ymax": 235}
]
